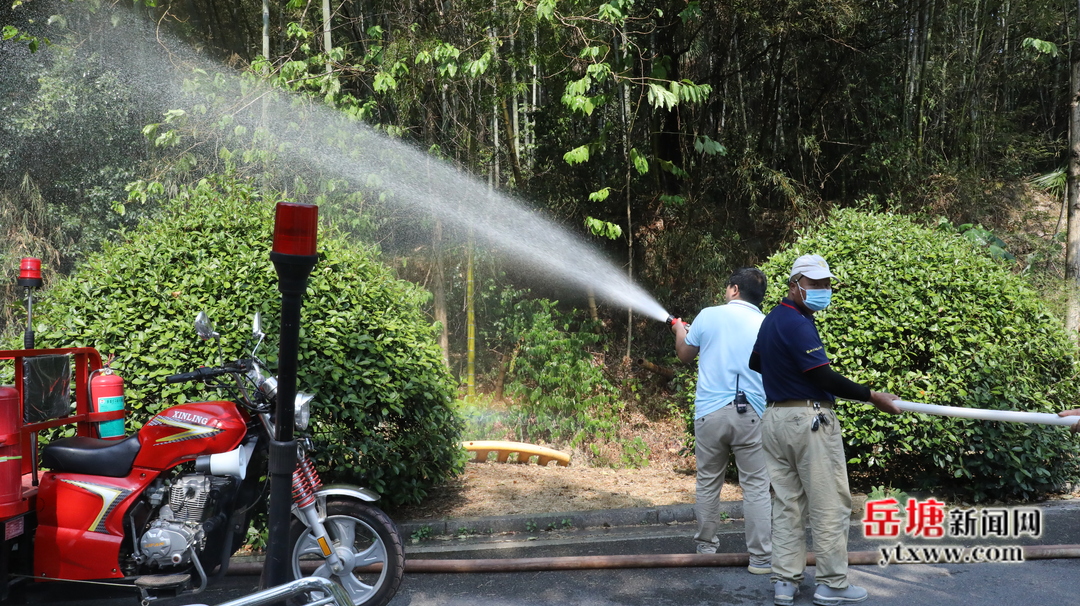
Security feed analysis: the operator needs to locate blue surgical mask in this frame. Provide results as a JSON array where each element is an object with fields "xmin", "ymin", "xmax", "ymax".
[{"xmin": 802, "ymin": 287, "xmax": 832, "ymax": 311}]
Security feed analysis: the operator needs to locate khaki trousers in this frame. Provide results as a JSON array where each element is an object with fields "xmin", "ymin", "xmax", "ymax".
[
  {"xmin": 693, "ymin": 404, "xmax": 772, "ymax": 566},
  {"xmin": 761, "ymin": 405, "xmax": 851, "ymax": 588}
]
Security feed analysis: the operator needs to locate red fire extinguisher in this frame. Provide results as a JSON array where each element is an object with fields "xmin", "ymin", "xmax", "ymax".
[
  {"xmin": 0, "ymin": 386, "xmax": 20, "ymax": 507},
  {"xmin": 89, "ymin": 365, "xmax": 125, "ymax": 439}
]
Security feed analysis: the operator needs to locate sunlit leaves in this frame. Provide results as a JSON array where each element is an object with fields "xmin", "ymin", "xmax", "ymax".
[
  {"xmin": 674, "ymin": 80, "xmax": 711, "ymax": 104},
  {"xmin": 629, "ymin": 148, "xmax": 649, "ymax": 175},
  {"xmin": 579, "ymin": 46, "xmax": 605, "ymax": 59},
  {"xmin": 1022, "ymin": 37, "xmax": 1059, "ymax": 58},
  {"xmin": 285, "ymin": 22, "xmax": 310, "ymax": 40},
  {"xmin": 373, "ymin": 71, "xmax": 397, "ymax": 92},
  {"xmin": 537, "ymin": 0, "xmax": 556, "ymax": 21},
  {"xmin": 584, "ymin": 216, "xmax": 622, "ymax": 239},
  {"xmin": 647, "ymin": 80, "xmax": 711, "ymax": 110},
  {"xmin": 562, "ymin": 76, "xmax": 598, "ymax": 115},
  {"xmin": 598, "ymin": 1, "xmax": 624, "ymax": 24},
  {"xmin": 563, "ymin": 144, "xmax": 590, "ymax": 165},
  {"xmin": 646, "ymin": 82, "xmax": 677, "ymax": 110},
  {"xmin": 463, "ymin": 51, "xmax": 492, "ymax": 78},
  {"xmin": 2, "ymin": 24, "xmax": 44, "ymax": 52}
]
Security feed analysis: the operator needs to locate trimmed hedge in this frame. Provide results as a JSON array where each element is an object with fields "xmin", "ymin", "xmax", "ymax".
[
  {"xmin": 758, "ymin": 208, "xmax": 1080, "ymax": 501},
  {"xmin": 22, "ymin": 174, "xmax": 463, "ymax": 507}
]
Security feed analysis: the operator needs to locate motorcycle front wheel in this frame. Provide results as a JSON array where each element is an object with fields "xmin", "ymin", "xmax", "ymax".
[{"xmin": 288, "ymin": 497, "xmax": 405, "ymax": 606}]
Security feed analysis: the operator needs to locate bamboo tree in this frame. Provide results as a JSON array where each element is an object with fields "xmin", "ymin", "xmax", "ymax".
[
  {"xmin": 466, "ymin": 227, "xmax": 477, "ymax": 397},
  {"xmin": 322, "ymin": 0, "xmax": 333, "ymax": 74},
  {"xmin": 1067, "ymin": 1, "xmax": 1080, "ymax": 335}
]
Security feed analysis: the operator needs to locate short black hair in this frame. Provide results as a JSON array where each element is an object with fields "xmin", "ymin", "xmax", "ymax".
[{"xmin": 728, "ymin": 267, "xmax": 767, "ymax": 307}]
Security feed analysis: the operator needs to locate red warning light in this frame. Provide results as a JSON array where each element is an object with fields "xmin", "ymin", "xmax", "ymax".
[
  {"xmin": 19, "ymin": 258, "xmax": 42, "ymax": 281},
  {"xmin": 272, "ymin": 203, "xmax": 318, "ymax": 256}
]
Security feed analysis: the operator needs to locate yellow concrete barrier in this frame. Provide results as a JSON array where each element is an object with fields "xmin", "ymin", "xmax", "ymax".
[{"xmin": 462, "ymin": 440, "xmax": 571, "ymax": 467}]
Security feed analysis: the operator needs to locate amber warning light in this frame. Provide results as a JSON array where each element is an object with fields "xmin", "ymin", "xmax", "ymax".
[{"xmin": 271, "ymin": 203, "xmax": 318, "ymax": 257}]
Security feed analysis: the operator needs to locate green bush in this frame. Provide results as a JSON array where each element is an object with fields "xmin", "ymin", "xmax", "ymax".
[
  {"xmin": 19, "ymin": 174, "xmax": 463, "ymax": 508},
  {"xmin": 759, "ymin": 208, "xmax": 1080, "ymax": 502},
  {"xmin": 488, "ymin": 298, "xmax": 646, "ymax": 466}
]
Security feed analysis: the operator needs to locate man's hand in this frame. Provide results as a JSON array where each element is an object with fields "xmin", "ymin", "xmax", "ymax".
[
  {"xmin": 869, "ymin": 391, "xmax": 901, "ymax": 414},
  {"xmin": 1058, "ymin": 409, "xmax": 1080, "ymax": 434},
  {"xmin": 672, "ymin": 319, "xmax": 698, "ymax": 364}
]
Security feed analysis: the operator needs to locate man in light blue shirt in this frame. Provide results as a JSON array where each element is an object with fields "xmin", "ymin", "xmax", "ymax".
[{"xmin": 671, "ymin": 267, "xmax": 772, "ymax": 574}]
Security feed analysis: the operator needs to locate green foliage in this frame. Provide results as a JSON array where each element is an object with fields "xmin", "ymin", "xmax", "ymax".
[
  {"xmin": 759, "ymin": 208, "xmax": 1080, "ymax": 502},
  {"xmin": 19, "ymin": 174, "xmax": 463, "ymax": 507},
  {"xmin": 504, "ymin": 301, "xmax": 617, "ymax": 446},
  {"xmin": 1022, "ymin": 38, "xmax": 1059, "ymax": 58},
  {"xmin": 410, "ymin": 525, "xmax": 433, "ymax": 542},
  {"xmin": 584, "ymin": 216, "xmax": 622, "ymax": 239},
  {"xmin": 867, "ymin": 485, "xmax": 909, "ymax": 507},
  {"xmin": 478, "ymin": 297, "xmax": 647, "ymax": 467},
  {"xmin": 934, "ymin": 218, "xmax": 1016, "ymax": 262}
]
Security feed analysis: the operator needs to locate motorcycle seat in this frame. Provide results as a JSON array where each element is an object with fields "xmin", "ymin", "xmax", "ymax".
[{"xmin": 41, "ymin": 434, "xmax": 142, "ymax": 477}]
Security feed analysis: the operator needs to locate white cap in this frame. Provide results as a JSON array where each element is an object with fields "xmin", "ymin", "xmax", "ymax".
[{"xmin": 790, "ymin": 254, "xmax": 835, "ymax": 280}]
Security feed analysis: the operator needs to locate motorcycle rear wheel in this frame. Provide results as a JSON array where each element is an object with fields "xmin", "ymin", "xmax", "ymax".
[{"xmin": 288, "ymin": 498, "xmax": 405, "ymax": 606}]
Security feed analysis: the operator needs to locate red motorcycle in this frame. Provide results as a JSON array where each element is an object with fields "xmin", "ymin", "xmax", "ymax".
[{"xmin": 0, "ymin": 312, "xmax": 404, "ymax": 606}]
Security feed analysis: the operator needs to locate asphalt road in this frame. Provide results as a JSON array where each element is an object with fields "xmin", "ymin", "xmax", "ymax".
[{"xmin": 13, "ymin": 499, "xmax": 1080, "ymax": 606}]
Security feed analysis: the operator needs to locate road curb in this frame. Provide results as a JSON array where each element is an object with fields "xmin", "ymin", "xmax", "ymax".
[{"xmin": 398, "ymin": 501, "xmax": 743, "ymax": 539}]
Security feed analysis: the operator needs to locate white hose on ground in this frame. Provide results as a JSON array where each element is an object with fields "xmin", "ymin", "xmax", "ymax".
[{"xmin": 895, "ymin": 400, "xmax": 1077, "ymax": 427}]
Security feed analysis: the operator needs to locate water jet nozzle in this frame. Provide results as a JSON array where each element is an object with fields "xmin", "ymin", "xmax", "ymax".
[{"xmin": 666, "ymin": 315, "xmax": 679, "ymax": 326}]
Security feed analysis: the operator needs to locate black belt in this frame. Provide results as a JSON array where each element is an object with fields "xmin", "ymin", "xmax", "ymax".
[{"xmin": 767, "ymin": 399, "xmax": 832, "ymax": 409}]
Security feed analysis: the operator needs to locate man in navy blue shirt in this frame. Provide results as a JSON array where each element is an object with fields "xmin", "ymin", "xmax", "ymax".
[{"xmin": 750, "ymin": 254, "xmax": 900, "ymax": 606}]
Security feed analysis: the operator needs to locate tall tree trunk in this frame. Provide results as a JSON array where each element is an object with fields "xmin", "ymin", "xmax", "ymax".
[
  {"xmin": 501, "ymin": 99, "xmax": 523, "ymax": 187},
  {"xmin": 322, "ymin": 0, "xmax": 333, "ymax": 74},
  {"xmin": 615, "ymin": 25, "xmax": 633, "ymax": 362},
  {"xmin": 261, "ymin": 0, "xmax": 269, "ymax": 128},
  {"xmin": 433, "ymin": 218, "xmax": 450, "ymax": 366},
  {"xmin": 466, "ymin": 231, "xmax": 477, "ymax": 396},
  {"xmin": 261, "ymin": 0, "xmax": 269, "ymax": 61},
  {"xmin": 1067, "ymin": 0, "xmax": 1080, "ymax": 337}
]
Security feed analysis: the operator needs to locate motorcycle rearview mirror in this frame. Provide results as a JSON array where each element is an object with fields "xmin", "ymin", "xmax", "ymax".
[
  {"xmin": 194, "ymin": 312, "xmax": 221, "ymax": 341},
  {"xmin": 195, "ymin": 311, "xmax": 226, "ymax": 366},
  {"xmin": 250, "ymin": 312, "xmax": 267, "ymax": 361}
]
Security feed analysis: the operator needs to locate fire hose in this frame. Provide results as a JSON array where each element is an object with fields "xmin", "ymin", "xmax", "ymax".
[
  {"xmin": 894, "ymin": 400, "xmax": 1078, "ymax": 426},
  {"xmin": 225, "ymin": 401, "xmax": 1080, "ymax": 576},
  {"xmin": 226, "ymin": 544, "xmax": 1080, "ymax": 575}
]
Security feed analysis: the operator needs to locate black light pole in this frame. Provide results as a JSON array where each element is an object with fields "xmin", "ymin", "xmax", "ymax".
[
  {"xmin": 17, "ymin": 258, "xmax": 43, "ymax": 349},
  {"xmin": 265, "ymin": 203, "xmax": 319, "ymax": 588}
]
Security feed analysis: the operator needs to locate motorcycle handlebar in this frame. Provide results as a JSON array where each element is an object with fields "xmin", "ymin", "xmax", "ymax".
[{"xmin": 165, "ymin": 364, "xmax": 241, "ymax": 384}]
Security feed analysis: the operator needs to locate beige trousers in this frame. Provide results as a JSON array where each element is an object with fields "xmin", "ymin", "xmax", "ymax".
[
  {"xmin": 693, "ymin": 404, "xmax": 772, "ymax": 566},
  {"xmin": 761, "ymin": 405, "xmax": 851, "ymax": 588}
]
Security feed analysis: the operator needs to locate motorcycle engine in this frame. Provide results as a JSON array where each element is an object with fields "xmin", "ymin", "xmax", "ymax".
[{"xmin": 138, "ymin": 475, "xmax": 233, "ymax": 568}]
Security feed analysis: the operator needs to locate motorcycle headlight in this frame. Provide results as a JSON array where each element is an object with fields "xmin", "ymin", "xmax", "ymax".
[
  {"xmin": 257, "ymin": 375, "xmax": 279, "ymax": 400},
  {"xmin": 294, "ymin": 392, "xmax": 314, "ymax": 431}
]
